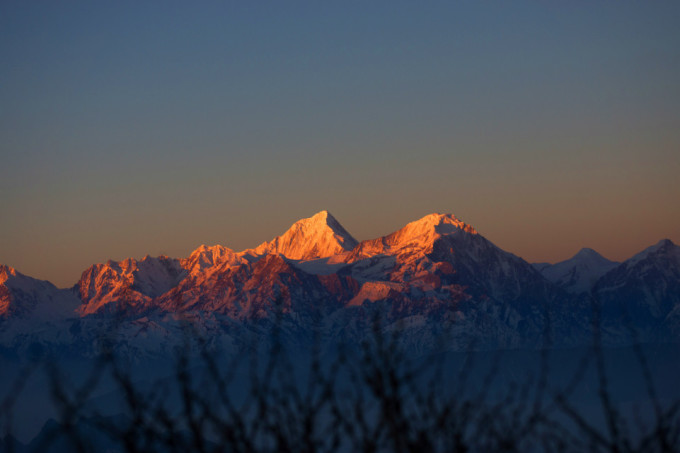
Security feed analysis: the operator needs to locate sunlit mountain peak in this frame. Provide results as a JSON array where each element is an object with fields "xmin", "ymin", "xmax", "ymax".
[{"xmin": 252, "ymin": 210, "xmax": 358, "ymax": 260}]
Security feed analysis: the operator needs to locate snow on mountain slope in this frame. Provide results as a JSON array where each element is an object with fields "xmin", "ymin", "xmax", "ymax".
[
  {"xmin": 251, "ymin": 211, "xmax": 358, "ymax": 260},
  {"xmin": 182, "ymin": 245, "xmax": 239, "ymax": 275},
  {"xmin": 336, "ymin": 213, "xmax": 585, "ymax": 347},
  {"xmin": 624, "ymin": 239, "xmax": 679, "ymax": 268},
  {"xmin": 76, "ymin": 255, "xmax": 186, "ymax": 315},
  {"xmin": 345, "ymin": 212, "xmax": 551, "ymax": 306},
  {"xmin": 0, "ymin": 265, "xmax": 80, "ymax": 348},
  {"xmin": 1, "ymin": 212, "xmax": 677, "ymax": 356},
  {"xmin": 593, "ymin": 239, "xmax": 680, "ymax": 341},
  {"xmin": 342, "ymin": 213, "xmax": 483, "ymax": 297},
  {"xmin": 0, "ymin": 265, "xmax": 79, "ymax": 321},
  {"xmin": 535, "ymin": 248, "xmax": 619, "ymax": 294},
  {"xmin": 155, "ymin": 253, "xmax": 343, "ymax": 322},
  {"xmin": 151, "ymin": 211, "xmax": 568, "ymax": 348},
  {"xmin": 346, "ymin": 213, "xmax": 476, "ymax": 261}
]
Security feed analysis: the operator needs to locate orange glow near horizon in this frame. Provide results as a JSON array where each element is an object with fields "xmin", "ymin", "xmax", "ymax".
[{"xmin": 1, "ymin": 2, "xmax": 678, "ymax": 287}]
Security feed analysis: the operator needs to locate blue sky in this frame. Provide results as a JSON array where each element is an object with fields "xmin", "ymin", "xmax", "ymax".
[{"xmin": 1, "ymin": 1, "xmax": 679, "ymax": 286}]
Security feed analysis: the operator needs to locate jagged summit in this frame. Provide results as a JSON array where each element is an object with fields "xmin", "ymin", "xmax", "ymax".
[
  {"xmin": 183, "ymin": 244, "xmax": 238, "ymax": 275},
  {"xmin": 253, "ymin": 210, "xmax": 358, "ymax": 260},
  {"xmin": 1, "ymin": 264, "xmax": 77, "ymax": 320},
  {"xmin": 1, "ymin": 265, "xmax": 55, "ymax": 291},
  {"xmin": 0, "ymin": 264, "xmax": 17, "ymax": 284},
  {"xmin": 1, "ymin": 211, "xmax": 679, "ymax": 355},
  {"xmin": 77, "ymin": 255, "xmax": 186, "ymax": 315}
]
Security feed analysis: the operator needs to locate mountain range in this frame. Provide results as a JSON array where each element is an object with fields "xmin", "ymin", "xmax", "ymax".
[{"xmin": 1, "ymin": 211, "xmax": 679, "ymax": 358}]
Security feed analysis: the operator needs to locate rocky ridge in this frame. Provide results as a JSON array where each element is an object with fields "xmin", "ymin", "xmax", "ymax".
[{"xmin": 1, "ymin": 211, "xmax": 678, "ymax": 358}]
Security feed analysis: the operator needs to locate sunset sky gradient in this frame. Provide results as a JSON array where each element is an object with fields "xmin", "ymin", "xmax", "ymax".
[{"xmin": 1, "ymin": 1, "xmax": 679, "ymax": 287}]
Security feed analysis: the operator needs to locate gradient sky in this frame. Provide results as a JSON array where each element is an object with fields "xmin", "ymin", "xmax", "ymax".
[{"xmin": 1, "ymin": 1, "xmax": 679, "ymax": 288}]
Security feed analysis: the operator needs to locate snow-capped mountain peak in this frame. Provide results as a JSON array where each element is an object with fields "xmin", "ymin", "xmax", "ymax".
[
  {"xmin": 76, "ymin": 255, "xmax": 186, "ymax": 315},
  {"xmin": 571, "ymin": 247, "xmax": 618, "ymax": 268},
  {"xmin": 252, "ymin": 210, "xmax": 358, "ymax": 260},
  {"xmin": 627, "ymin": 239, "xmax": 678, "ymax": 265},
  {"xmin": 1, "ymin": 212, "xmax": 679, "ymax": 358},
  {"xmin": 346, "ymin": 213, "xmax": 478, "ymax": 262},
  {"xmin": 0, "ymin": 265, "xmax": 79, "ymax": 321},
  {"xmin": 1, "ymin": 265, "xmax": 55, "ymax": 295},
  {"xmin": 535, "ymin": 247, "xmax": 619, "ymax": 294},
  {"xmin": 593, "ymin": 239, "xmax": 680, "ymax": 340},
  {"xmin": 182, "ymin": 244, "xmax": 239, "ymax": 275},
  {"xmin": 394, "ymin": 213, "xmax": 477, "ymax": 241},
  {"xmin": 574, "ymin": 247, "xmax": 602, "ymax": 259}
]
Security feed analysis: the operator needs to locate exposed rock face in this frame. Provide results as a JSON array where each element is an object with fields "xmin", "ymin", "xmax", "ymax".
[
  {"xmin": 76, "ymin": 256, "xmax": 186, "ymax": 315},
  {"xmin": 181, "ymin": 245, "xmax": 240, "ymax": 276},
  {"xmin": 155, "ymin": 253, "xmax": 342, "ymax": 321}
]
